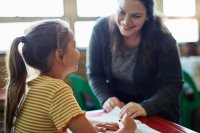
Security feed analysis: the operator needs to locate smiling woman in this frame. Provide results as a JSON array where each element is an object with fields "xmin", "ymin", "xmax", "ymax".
[{"xmin": 86, "ymin": 0, "xmax": 183, "ymax": 123}]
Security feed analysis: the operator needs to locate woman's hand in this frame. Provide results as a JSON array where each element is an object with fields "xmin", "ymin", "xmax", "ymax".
[
  {"xmin": 103, "ymin": 97, "xmax": 125, "ymax": 112},
  {"xmin": 119, "ymin": 102, "xmax": 147, "ymax": 119}
]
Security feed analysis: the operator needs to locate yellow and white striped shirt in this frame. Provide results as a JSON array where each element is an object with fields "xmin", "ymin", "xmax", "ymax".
[{"xmin": 15, "ymin": 75, "xmax": 84, "ymax": 133}]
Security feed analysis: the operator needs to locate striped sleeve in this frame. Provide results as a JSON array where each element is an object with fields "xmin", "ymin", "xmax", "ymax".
[{"xmin": 49, "ymin": 84, "xmax": 84, "ymax": 131}]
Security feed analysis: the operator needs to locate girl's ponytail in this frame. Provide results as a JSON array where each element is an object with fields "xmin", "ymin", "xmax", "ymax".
[{"xmin": 5, "ymin": 37, "xmax": 27, "ymax": 133}]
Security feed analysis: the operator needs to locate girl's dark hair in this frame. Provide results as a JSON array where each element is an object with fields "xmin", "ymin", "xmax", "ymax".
[
  {"xmin": 5, "ymin": 19, "xmax": 71, "ymax": 133},
  {"xmin": 109, "ymin": 0, "xmax": 172, "ymax": 65}
]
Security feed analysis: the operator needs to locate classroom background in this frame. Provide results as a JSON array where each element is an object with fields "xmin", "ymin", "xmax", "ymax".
[{"xmin": 0, "ymin": 0, "xmax": 200, "ymax": 132}]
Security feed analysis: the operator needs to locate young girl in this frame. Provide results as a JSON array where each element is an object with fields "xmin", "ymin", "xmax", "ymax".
[{"xmin": 5, "ymin": 19, "xmax": 136, "ymax": 133}]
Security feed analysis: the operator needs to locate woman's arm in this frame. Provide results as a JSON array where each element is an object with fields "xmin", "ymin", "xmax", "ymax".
[
  {"xmin": 86, "ymin": 17, "xmax": 114, "ymax": 105},
  {"xmin": 140, "ymin": 35, "xmax": 183, "ymax": 122}
]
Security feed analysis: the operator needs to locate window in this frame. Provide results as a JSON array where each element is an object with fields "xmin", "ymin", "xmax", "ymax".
[
  {"xmin": 0, "ymin": 0, "xmax": 200, "ymax": 53},
  {"xmin": 74, "ymin": 21, "xmax": 95, "ymax": 48},
  {"xmin": 75, "ymin": 0, "xmax": 118, "ymax": 48},
  {"xmin": 164, "ymin": 19, "xmax": 199, "ymax": 43},
  {"xmin": 163, "ymin": 0, "xmax": 195, "ymax": 17},
  {"xmin": 0, "ymin": 0, "xmax": 64, "ymax": 53},
  {"xmin": 0, "ymin": 22, "xmax": 33, "ymax": 53},
  {"xmin": 76, "ymin": 0, "xmax": 117, "ymax": 17},
  {"xmin": 0, "ymin": 0, "xmax": 118, "ymax": 52},
  {"xmin": 162, "ymin": 0, "xmax": 198, "ymax": 43},
  {"xmin": 0, "ymin": 0, "xmax": 63, "ymax": 17}
]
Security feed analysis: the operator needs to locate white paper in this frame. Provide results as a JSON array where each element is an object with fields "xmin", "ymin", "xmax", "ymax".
[{"xmin": 88, "ymin": 107, "xmax": 161, "ymax": 133}]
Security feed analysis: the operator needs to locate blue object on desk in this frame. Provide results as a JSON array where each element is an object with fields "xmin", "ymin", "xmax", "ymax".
[{"xmin": 68, "ymin": 74, "xmax": 101, "ymax": 111}]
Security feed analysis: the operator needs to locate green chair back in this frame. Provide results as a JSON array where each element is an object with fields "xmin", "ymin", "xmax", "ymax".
[
  {"xmin": 180, "ymin": 70, "xmax": 200, "ymax": 131},
  {"xmin": 68, "ymin": 74, "xmax": 101, "ymax": 111}
]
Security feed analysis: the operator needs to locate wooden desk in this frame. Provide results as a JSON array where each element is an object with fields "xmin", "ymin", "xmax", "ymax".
[{"xmin": 86, "ymin": 110, "xmax": 197, "ymax": 133}]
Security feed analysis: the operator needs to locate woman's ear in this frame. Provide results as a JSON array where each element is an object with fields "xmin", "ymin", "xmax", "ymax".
[{"xmin": 55, "ymin": 49, "xmax": 64, "ymax": 64}]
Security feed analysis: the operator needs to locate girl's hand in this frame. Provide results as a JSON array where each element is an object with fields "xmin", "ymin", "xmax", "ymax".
[
  {"xmin": 119, "ymin": 102, "xmax": 147, "ymax": 119},
  {"xmin": 94, "ymin": 122, "xmax": 119, "ymax": 132},
  {"xmin": 103, "ymin": 97, "xmax": 125, "ymax": 112},
  {"xmin": 117, "ymin": 113, "xmax": 137, "ymax": 133}
]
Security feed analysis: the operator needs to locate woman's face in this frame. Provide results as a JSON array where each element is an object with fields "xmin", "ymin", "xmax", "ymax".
[{"xmin": 115, "ymin": 0, "xmax": 148, "ymax": 37}]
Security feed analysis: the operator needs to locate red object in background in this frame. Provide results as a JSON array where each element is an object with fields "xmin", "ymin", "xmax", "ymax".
[{"xmin": 86, "ymin": 110, "xmax": 197, "ymax": 133}]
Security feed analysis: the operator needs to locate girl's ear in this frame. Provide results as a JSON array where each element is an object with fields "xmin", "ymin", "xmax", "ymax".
[{"xmin": 55, "ymin": 49, "xmax": 64, "ymax": 64}]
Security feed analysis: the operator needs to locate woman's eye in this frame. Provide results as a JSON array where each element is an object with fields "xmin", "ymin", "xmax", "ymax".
[
  {"xmin": 132, "ymin": 15, "xmax": 141, "ymax": 19},
  {"xmin": 118, "ymin": 10, "xmax": 125, "ymax": 15}
]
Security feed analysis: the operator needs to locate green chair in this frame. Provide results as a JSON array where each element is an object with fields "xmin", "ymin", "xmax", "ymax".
[
  {"xmin": 68, "ymin": 74, "xmax": 101, "ymax": 111},
  {"xmin": 180, "ymin": 70, "xmax": 200, "ymax": 131}
]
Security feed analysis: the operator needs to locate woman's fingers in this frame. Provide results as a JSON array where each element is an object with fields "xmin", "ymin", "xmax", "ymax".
[
  {"xmin": 103, "ymin": 97, "xmax": 122, "ymax": 112},
  {"xmin": 119, "ymin": 102, "xmax": 147, "ymax": 119},
  {"xmin": 130, "ymin": 110, "xmax": 139, "ymax": 119},
  {"xmin": 103, "ymin": 102, "xmax": 113, "ymax": 112},
  {"xmin": 119, "ymin": 101, "xmax": 125, "ymax": 108}
]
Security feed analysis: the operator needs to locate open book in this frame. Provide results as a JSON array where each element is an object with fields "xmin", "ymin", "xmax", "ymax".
[{"xmin": 88, "ymin": 107, "xmax": 161, "ymax": 133}]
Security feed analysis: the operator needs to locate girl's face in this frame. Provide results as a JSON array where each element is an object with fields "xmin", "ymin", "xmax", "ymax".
[
  {"xmin": 115, "ymin": 0, "xmax": 148, "ymax": 37},
  {"xmin": 62, "ymin": 31, "xmax": 80, "ymax": 74}
]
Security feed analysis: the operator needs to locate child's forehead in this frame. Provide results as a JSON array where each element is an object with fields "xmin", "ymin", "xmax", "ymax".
[
  {"xmin": 65, "ymin": 31, "xmax": 75, "ymax": 46},
  {"xmin": 68, "ymin": 30, "xmax": 75, "ymax": 39}
]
